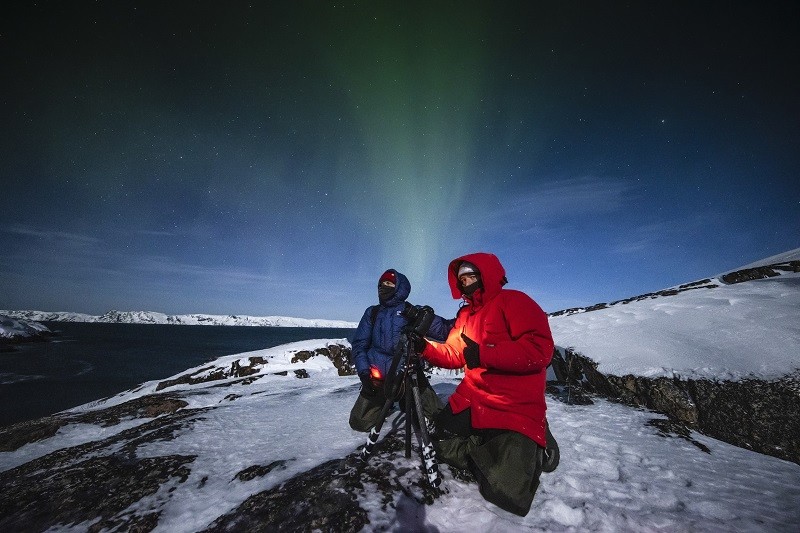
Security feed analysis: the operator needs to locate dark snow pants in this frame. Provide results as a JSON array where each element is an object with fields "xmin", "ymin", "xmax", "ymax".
[
  {"xmin": 348, "ymin": 374, "xmax": 443, "ymax": 433},
  {"xmin": 432, "ymin": 405, "xmax": 546, "ymax": 517}
]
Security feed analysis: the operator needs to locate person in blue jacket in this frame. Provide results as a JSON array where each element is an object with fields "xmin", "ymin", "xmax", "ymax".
[{"xmin": 349, "ymin": 268, "xmax": 451, "ymax": 432}]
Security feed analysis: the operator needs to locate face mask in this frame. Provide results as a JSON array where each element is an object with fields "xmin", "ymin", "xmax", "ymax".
[
  {"xmin": 378, "ymin": 285, "xmax": 395, "ymax": 302},
  {"xmin": 461, "ymin": 279, "xmax": 482, "ymax": 297}
]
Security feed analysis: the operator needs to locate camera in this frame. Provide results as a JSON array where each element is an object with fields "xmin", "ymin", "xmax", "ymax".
[{"xmin": 403, "ymin": 305, "xmax": 434, "ymax": 337}]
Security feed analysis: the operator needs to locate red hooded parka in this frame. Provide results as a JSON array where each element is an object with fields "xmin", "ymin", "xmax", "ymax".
[{"xmin": 421, "ymin": 253, "xmax": 554, "ymax": 447}]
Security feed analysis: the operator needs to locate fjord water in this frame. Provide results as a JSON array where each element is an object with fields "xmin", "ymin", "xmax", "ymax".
[{"xmin": 0, "ymin": 322, "xmax": 355, "ymax": 427}]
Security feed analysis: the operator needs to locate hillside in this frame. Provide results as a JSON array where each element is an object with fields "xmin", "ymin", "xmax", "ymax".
[{"xmin": 545, "ymin": 248, "xmax": 800, "ymax": 464}]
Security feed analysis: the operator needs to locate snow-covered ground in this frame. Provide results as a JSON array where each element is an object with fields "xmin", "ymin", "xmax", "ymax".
[{"xmin": 1, "ymin": 339, "xmax": 797, "ymax": 532}]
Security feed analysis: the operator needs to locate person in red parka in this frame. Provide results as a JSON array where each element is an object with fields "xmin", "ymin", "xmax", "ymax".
[{"xmin": 411, "ymin": 252, "xmax": 556, "ymax": 516}]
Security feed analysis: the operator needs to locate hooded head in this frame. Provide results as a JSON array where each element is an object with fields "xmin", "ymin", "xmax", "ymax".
[
  {"xmin": 456, "ymin": 261, "xmax": 482, "ymax": 296},
  {"xmin": 447, "ymin": 253, "xmax": 507, "ymax": 302},
  {"xmin": 378, "ymin": 268, "xmax": 411, "ymax": 305}
]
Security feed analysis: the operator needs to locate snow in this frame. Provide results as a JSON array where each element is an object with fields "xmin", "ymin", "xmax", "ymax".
[
  {"xmin": 1, "ymin": 339, "xmax": 797, "ymax": 531},
  {"xmin": 549, "ymin": 249, "xmax": 800, "ymax": 380}
]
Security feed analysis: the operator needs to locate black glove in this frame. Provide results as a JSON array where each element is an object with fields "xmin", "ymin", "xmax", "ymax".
[
  {"xmin": 461, "ymin": 333, "xmax": 480, "ymax": 369},
  {"xmin": 408, "ymin": 332, "xmax": 428, "ymax": 354},
  {"xmin": 358, "ymin": 372, "xmax": 377, "ymax": 396}
]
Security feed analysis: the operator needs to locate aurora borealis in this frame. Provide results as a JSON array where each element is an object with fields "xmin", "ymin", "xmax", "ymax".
[{"xmin": 1, "ymin": 2, "xmax": 798, "ymax": 321}]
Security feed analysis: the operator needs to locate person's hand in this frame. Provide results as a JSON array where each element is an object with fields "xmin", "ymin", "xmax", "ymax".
[
  {"xmin": 461, "ymin": 333, "xmax": 480, "ymax": 369},
  {"xmin": 408, "ymin": 331, "xmax": 428, "ymax": 354},
  {"xmin": 359, "ymin": 372, "xmax": 377, "ymax": 396}
]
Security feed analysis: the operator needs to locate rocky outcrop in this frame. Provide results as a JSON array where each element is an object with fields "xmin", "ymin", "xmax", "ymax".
[
  {"xmin": 291, "ymin": 344, "xmax": 356, "ymax": 376},
  {"xmin": 548, "ymin": 279, "xmax": 719, "ymax": 318},
  {"xmin": 0, "ymin": 393, "xmax": 189, "ymax": 452},
  {"xmin": 720, "ymin": 260, "xmax": 800, "ymax": 284},
  {"xmin": 550, "ymin": 348, "xmax": 800, "ymax": 465},
  {"xmin": 204, "ymin": 430, "xmax": 441, "ymax": 533},
  {"xmin": 0, "ymin": 395, "xmax": 204, "ymax": 531},
  {"xmin": 0, "ymin": 402, "xmax": 441, "ymax": 533},
  {"xmin": 154, "ymin": 344, "xmax": 354, "ymax": 392}
]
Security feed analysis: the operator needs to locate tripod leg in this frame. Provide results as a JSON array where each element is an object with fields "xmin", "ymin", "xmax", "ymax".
[
  {"xmin": 405, "ymin": 373, "xmax": 412, "ymax": 458},
  {"xmin": 359, "ymin": 396, "xmax": 396, "ymax": 461},
  {"xmin": 409, "ymin": 373, "xmax": 442, "ymax": 488}
]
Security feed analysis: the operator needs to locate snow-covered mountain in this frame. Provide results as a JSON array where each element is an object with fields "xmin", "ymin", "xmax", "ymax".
[
  {"xmin": 0, "ymin": 315, "xmax": 51, "ymax": 341},
  {"xmin": 0, "ymin": 309, "xmax": 357, "ymax": 328}
]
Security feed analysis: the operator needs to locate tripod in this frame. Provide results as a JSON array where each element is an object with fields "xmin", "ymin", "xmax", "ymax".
[{"xmin": 358, "ymin": 333, "xmax": 441, "ymax": 489}]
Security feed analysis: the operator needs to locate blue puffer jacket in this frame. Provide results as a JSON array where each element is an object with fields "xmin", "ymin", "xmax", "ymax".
[{"xmin": 351, "ymin": 269, "xmax": 451, "ymax": 377}]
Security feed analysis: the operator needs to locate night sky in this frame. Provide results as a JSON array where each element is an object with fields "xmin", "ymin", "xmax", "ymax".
[{"xmin": 2, "ymin": 2, "xmax": 798, "ymax": 322}]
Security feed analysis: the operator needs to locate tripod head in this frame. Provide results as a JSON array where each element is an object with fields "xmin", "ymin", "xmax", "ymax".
[{"xmin": 403, "ymin": 305, "xmax": 435, "ymax": 339}]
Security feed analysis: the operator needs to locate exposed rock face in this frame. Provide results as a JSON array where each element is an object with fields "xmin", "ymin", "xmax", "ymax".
[
  {"xmin": 720, "ymin": 260, "xmax": 800, "ymax": 284},
  {"xmin": 292, "ymin": 344, "xmax": 356, "ymax": 376},
  {"xmin": 0, "ymin": 399, "xmax": 442, "ymax": 533},
  {"xmin": 154, "ymin": 344, "xmax": 355, "ymax": 392},
  {"xmin": 0, "ymin": 393, "xmax": 189, "ymax": 452},
  {"xmin": 0, "ymin": 397, "xmax": 203, "ymax": 531},
  {"xmin": 551, "ymin": 348, "xmax": 800, "ymax": 465},
  {"xmin": 204, "ymin": 430, "xmax": 441, "ymax": 533},
  {"xmin": 0, "ymin": 342, "xmax": 373, "ymax": 531}
]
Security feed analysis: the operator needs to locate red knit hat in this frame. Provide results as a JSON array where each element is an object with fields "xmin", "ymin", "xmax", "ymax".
[{"xmin": 379, "ymin": 270, "xmax": 396, "ymax": 285}]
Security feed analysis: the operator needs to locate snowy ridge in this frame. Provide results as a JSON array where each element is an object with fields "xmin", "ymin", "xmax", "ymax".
[
  {"xmin": 549, "ymin": 249, "xmax": 800, "ymax": 381},
  {"xmin": 0, "ymin": 309, "xmax": 357, "ymax": 328},
  {"xmin": 0, "ymin": 315, "xmax": 51, "ymax": 340}
]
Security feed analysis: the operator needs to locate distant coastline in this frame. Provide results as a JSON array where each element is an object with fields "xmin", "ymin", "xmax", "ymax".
[{"xmin": 0, "ymin": 309, "xmax": 358, "ymax": 329}]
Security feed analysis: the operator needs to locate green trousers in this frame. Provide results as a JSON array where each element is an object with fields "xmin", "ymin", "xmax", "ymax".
[
  {"xmin": 349, "ymin": 378, "xmax": 443, "ymax": 433},
  {"xmin": 433, "ymin": 407, "xmax": 546, "ymax": 517}
]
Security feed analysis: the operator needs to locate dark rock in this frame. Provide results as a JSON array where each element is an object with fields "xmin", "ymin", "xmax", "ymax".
[
  {"xmin": 234, "ymin": 460, "xmax": 289, "ymax": 482},
  {"xmin": 721, "ymin": 261, "xmax": 800, "ymax": 284},
  {"xmin": 156, "ymin": 365, "xmax": 218, "ymax": 391},
  {"xmin": 156, "ymin": 344, "xmax": 351, "ymax": 391},
  {"xmin": 646, "ymin": 419, "xmax": 710, "ymax": 453},
  {"xmin": 292, "ymin": 344, "xmax": 356, "ymax": 376},
  {"xmin": 688, "ymin": 377, "xmax": 800, "ymax": 461},
  {"xmin": 0, "ymin": 393, "xmax": 188, "ymax": 452},
  {"xmin": 205, "ymin": 429, "xmax": 442, "ymax": 533},
  {"xmin": 0, "ymin": 407, "xmax": 207, "ymax": 532},
  {"xmin": 552, "ymin": 349, "xmax": 800, "ymax": 465},
  {"xmin": 0, "ymin": 417, "xmax": 68, "ymax": 452},
  {"xmin": 0, "ymin": 453, "xmax": 195, "ymax": 533}
]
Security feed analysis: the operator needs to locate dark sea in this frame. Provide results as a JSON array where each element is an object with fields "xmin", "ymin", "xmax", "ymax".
[{"xmin": 0, "ymin": 322, "xmax": 355, "ymax": 428}]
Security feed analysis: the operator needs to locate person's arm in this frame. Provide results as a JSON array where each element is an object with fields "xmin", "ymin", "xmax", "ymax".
[
  {"xmin": 421, "ymin": 320, "xmax": 469, "ymax": 369},
  {"xmin": 425, "ymin": 312, "xmax": 455, "ymax": 342},
  {"xmin": 351, "ymin": 307, "xmax": 375, "ymax": 376},
  {"xmin": 478, "ymin": 293, "xmax": 553, "ymax": 373}
]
